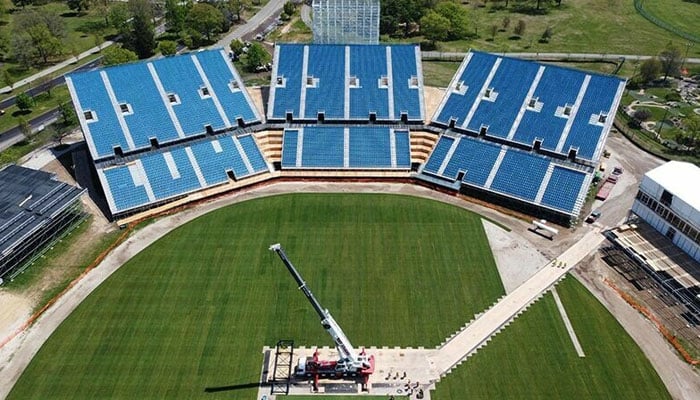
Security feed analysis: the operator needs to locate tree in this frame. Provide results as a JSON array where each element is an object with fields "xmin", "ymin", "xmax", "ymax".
[
  {"xmin": 165, "ymin": 0, "xmax": 190, "ymax": 32},
  {"xmin": 11, "ymin": 35, "xmax": 35, "ymax": 69},
  {"xmin": 129, "ymin": 0, "xmax": 157, "ymax": 58},
  {"xmin": 513, "ymin": 19, "xmax": 526, "ymax": 37},
  {"xmin": 639, "ymin": 57, "xmax": 661, "ymax": 83},
  {"xmin": 501, "ymin": 16, "xmax": 510, "ymax": 31},
  {"xmin": 230, "ymin": 39, "xmax": 245, "ymax": 55},
  {"xmin": 283, "ymin": 1, "xmax": 295, "ymax": 16},
  {"xmin": 659, "ymin": 43, "xmax": 682, "ymax": 82},
  {"xmin": 102, "ymin": 45, "xmax": 137, "ymax": 65},
  {"xmin": 633, "ymin": 108, "xmax": 652, "ymax": 122},
  {"xmin": 11, "ymin": 0, "xmax": 32, "ymax": 10},
  {"xmin": 59, "ymin": 101, "xmax": 78, "ymax": 127},
  {"xmin": 15, "ymin": 92, "xmax": 33, "ymax": 111},
  {"xmin": 17, "ymin": 117, "xmax": 31, "ymax": 138},
  {"xmin": 420, "ymin": 11, "xmax": 450, "ymax": 45},
  {"xmin": 15, "ymin": 9, "xmax": 66, "ymax": 39},
  {"xmin": 26, "ymin": 25, "xmax": 63, "ymax": 64},
  {"xmin": 226, "ymin": 0, "xmax": 249, "ymax": 22},
  {"xmin": 245, "ymin": 42, "xmax": 270, "ymax": 72},
  {"xmin": 66, "ymin": 0, "xmax": 90, "ymax": 13},
  {"xmin": 187, "ymin": 3, "xmax": 225, "ymax": 42},
  {"xmin": 381, "ymin": 0, "xmax": 429, "ymax": 37},
  {"xmin": 108, "ymin": 3, "xmax": 131, "ymax": 37},
  {"xmin": 435, "ymin": 1, "xmax": 470, "ymax": 40},
  {"xmin": 490, "ymin": 24, "xmax": 497, "ymax": 41},
  {"xmin": 2, "ymin": 70, "xmax": 15, "ymax": 90},
  {"xmin": 159, "ymin": 40, "xmax": 178, "ymax": 56},
  {"xmin": 540, "ymin": 26, "xmax": 552, "ymax": 43}
]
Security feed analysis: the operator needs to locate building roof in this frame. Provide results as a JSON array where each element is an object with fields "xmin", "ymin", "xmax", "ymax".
[
  {"xmin": 0, "ymin": 165, "xmax": 85, "ymax": 260},
  {"xmin": 646, "ymin": 161, "xmax": 700, "ymax": 212}
]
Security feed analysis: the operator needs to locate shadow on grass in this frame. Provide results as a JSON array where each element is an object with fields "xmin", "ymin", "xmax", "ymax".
[
  {"xmin": 204, "ymin": 382, "xmax": 266, "ymax": 393},
  {"xmin": 11, "ymin": 109, "xmax": 31, "ymax": 117}
]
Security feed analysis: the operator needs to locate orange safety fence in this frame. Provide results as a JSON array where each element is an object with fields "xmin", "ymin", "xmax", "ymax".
[{"xmin": 604, "ymin": 278, "xmax": 699, "ymax": 366}]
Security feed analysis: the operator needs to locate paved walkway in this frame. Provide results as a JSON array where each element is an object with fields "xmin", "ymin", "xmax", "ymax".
[
  {"xmin": 215, "ymin": 0, "xmax": 287, "ymax": 48},
  {"xmin": 0, "ymin": 41, "xmax": 114, "ymax": 95},
  {"xmin": 430, "ymin": 229, "xmax": 605, "ymax": 374}
]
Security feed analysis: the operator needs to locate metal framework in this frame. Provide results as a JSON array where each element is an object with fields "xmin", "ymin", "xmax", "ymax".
[
  {"xmin": 270, "ymin": 340, "xmax": 294, "ymax": 395},
  {"xmin": 312, "ymin": 0, "xmax": 380, "ymax": 44}
]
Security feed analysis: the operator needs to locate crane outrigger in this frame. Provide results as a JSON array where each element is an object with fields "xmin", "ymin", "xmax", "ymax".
[{"xmin": 269, "ymin": 243, "xmax": 375, "ymax": 391}]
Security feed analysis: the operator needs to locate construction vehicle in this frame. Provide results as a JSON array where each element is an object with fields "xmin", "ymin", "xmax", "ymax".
[{"xmin": 269, "ymin": 243, "xmax": 375, "ymax": 391}]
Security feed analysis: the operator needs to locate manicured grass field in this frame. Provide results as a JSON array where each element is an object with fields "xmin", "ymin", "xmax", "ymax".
[
  {"xmin": 8, "ymin": 194, "xmax": 670, "ymax": 399},
  {"xmin": 432, "ymin": 277, "xmax": 670, "ymax": 400}
]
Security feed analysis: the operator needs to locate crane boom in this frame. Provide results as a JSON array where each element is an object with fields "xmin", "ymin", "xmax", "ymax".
[{"xmin": 269, "ymin": 243, "xmax": 369, "ymax": 370}]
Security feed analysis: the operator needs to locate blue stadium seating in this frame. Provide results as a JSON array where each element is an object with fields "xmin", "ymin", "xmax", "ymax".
[
  {"xmin": 152, "ymin": 53, "xmax": 226, "ymax": 135},
  {"xmin": 490, "ymin": 150, "xmax": 550, "ymax": 201},
  {"xmin": 512, "ymin": 67, "xmax": 584, "ymax": 150},
  {"xmin": 394, "ymin": 130, "xmax": 411, "ymax": 168},
  {"xmin": 237, "ymin": 135, "xmax": 268, "ymax": 173},
  {"xmin": 422, "ymin": 135, "xmax": 455, "ymax": 174},
  {"xmin": 189, "ymin": 139, "xmax": 243, "ymax": 184},
  {"xmin": 270, "ymin": 44, "xmax": 423, "ymax": 122},
  {"xmin": 272, "ymin": 44, "xmax": 304, "ymax": 120},
  {"xmin": 100, "ymin": 166, "xmax": 151, "ymax": 211},
  {"xmin": 350, "ymin": 46, "xmax": 389, "ymax": 119},
  {"xmin": 465, "ymin": 57, "xmax": 539, "ymax": 138},
  {"xmin": 563, "ymin": 74, "xmax": 622, "ymax": 160},
  {"xmin": 105, "ymin": 63, "xmax": 180, "ymax": 149},
  {"xmin": 195, "ymin": 50, "xmax": 258, "ymax": 123},
  {"xmin": 435, "ymin": 52, "xmax": 498, "ymax": 126},
  {"xmin": 349, "ymin": 127, "xmax": 391, "ymax": 167},
  {"xmin": 67, "ymin": 72, "xmax": 130, "ymax": 158},
  {"xmin": 140, "ymin": 148, "xmax": 202, "ymax": 199},
  {"xmin": 301, "ymin": 127, "xmax": 345, "ymax": 168},
  {"xmin": 442, "ymin": 138, "xmax": 502, "ymax": 186},
  {"xmin": 305, "ymin": 45, "xmax": 345, "ymax": 119},
  {"xmin": 281, "ymin": 130, "xmax": 299, "ymax": 167},
  {"xmin": 541, "ymin": 166, "xmax": 586, "ymax": 212},
  {"xmin": 390, "ymin": 45, "xmax": 422, "ymax": 120}
]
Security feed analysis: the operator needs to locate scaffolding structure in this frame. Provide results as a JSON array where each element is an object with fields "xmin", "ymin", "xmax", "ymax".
[{"xmin": 312, "ymin": 0, "xmax": 380, "ymax": 44}]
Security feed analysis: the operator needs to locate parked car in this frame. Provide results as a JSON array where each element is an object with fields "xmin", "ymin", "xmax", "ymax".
[{"xmin": 586, "ymin": 210, "xmax": 602, "ymax": 223}]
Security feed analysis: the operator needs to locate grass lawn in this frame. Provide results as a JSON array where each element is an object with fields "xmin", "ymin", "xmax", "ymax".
[
  {"xmin": 422, "ymin": 61, "xmax": 461, "ymax": 87},
  {"xmin": 641, "ymin": 0, "xmax": 700, "ymax": 42},
  {"xmin": 412, "ymin": 1, "xmax": 689, "ymax": 56},
  {"xmin": 1, "ymin": 2, "xmax": 115, "ymax": 85},
  {"xmin": 0, "ymin": 84, "xmax": 72, "ymax": 133},
  {"xmin": 431, "ymin": 276, "xmax": 670, "ymax": 399},
  {"xmin": 8, "ymin": 194, "xmax": 505, "ymax": 399},
  {"xmin": 7, "ymin": 194, "xmax": 669, "ymax": 399}
]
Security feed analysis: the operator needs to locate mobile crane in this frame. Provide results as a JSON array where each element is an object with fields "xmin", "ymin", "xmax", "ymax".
[{"xmin": 269, "ymin": 243, "xmax": 375, "ymax": 391}]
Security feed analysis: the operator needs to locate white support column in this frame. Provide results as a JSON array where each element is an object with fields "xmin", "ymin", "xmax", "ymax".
[
  {"xmin": 555, "ymin": 75, "xmax": 591, "ymax": 153},
  {"xmin": 232, "ymin": 136, "xmax": 255, "ymax": 175},
  {"xmin": 461, "ymin": 57, "xmax": 502, "ymax": 130},
  {"xmin": 389, "ymin": 129, "xmax": 397, "ymax": 168},
  {"xmin": 185, "ymin": 147, "xmax": 207, "ymax": 187},
  {"xmin": 191, "ymin": 55, "xmax": 231, "ymax": 127},
  {"xmin": 343, "ymin": 127, "xmax": 350, "ymax": 168},
  {"xmin": 344, "ymin": 46, "xmax": 351, "ymax": 120},
  {"xmin": 386, "ymin": 46, "xmax": 395, "ymax": 120},
  {"xmin": 147, "ymin": 63, "xmax": 186, "ymax": 139},
  {"xmin": 433, "ymin": 52, "xmax": 473, "ymax": 122},
  {"xmin": 267, "ymin": 45, "xmax": 282, "ymax": 120},
  {"xmin": 484, "ymin": 147, "xmax": 507, "ymax": 189},
  {"xmin": 437, "ymin": 137, "xmax": 461, "ymax": 176},
  {"xmin": 131, "ymin": 160, "xmax": 156, "ymax": 201},
  {"xmin": 508, "ymin": 66, "xmax": 546, "ymax": 140},
  {"xmin": 534, "ymin": 163, "xmax": 555, "ymax": 204},
  {"xmin": 100, "ymin": 71, "xmax": 136, "ymax": 150},
  {"xmin": 299, "ymin": 45, "xmax": 310, "ymax": 119},
  {"xmin": 296, "ymin": 128, "xmax": 304, "ymax": 167}
]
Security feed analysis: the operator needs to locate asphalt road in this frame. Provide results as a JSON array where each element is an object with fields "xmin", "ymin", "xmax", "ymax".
[{"xmin": 215, "ymin": 0, "xmax": 288, "ymax": 47}]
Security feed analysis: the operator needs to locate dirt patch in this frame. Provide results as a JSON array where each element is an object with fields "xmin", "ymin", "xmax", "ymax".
[{"xmin": 0, "ymin": 292, "xmax": 31, "ymax": 339}]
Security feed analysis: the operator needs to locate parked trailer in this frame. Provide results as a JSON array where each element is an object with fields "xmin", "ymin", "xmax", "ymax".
[{"xmin": 596, "ymin": 175, "xmax": 618, "ymax": 200}]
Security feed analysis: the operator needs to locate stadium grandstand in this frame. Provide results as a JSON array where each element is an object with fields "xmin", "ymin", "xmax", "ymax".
[
  {"xmin": 417, "ymin": 50, "xmax": 625, "ymax": 224},
  {"xmin": 267, "ymin": 43, "xmax": 425, "ymax": 123},
  {"xmin": 281, "ymin": 126, "xmax": 411, "ymax": 169},
  {"xmin": 67, "ymin": 42, "xmax": 624, "ymax": 226},
  {"xmin": 67, "ymin": 49, "xmax": 271, "ymax": 219},
  {"xmin": 0, "ymin": 165, "xmax": 86, "ymax": 283}
]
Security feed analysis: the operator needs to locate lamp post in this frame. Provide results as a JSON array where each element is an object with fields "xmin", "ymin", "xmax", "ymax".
[{"xmin": 680, "ymin": 42, "xmax": 693, "ymax": 73}]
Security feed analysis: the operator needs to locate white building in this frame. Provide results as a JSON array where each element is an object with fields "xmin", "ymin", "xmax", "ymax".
[
  {"xmin": 631, "ymin": 161, "xmax": 700, "ymax": 262},
  {"xmin": 312, "ymin": 0, "xmax": 380, "ymax": 44}
]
